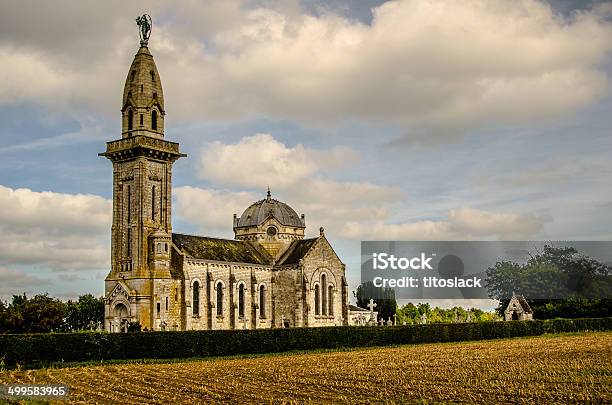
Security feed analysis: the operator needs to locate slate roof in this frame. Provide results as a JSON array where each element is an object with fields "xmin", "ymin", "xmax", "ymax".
[
  {"xmin": 348, "ymin": 304, "xmax": 369, "ymax": 312},
  {"xmin": 236, "ymin": 194, "xmax": 305, "ymax": 228},
  {"xmin": 506, "ymin": 294, "xmax": 533, "ymax": 313},
  {"xmin": 516, "ymin": 295, "xmax": 533, "ymax": 313},
  {"xmin": 172, "ymin": 233, "xmax": 272, "ymax": 265},
  {"xmin": 276, "ymin": 238, "xmax": 318, "ymax": 265}
]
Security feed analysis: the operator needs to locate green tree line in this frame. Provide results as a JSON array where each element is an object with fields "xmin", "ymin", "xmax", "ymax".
[
  {"xmin": 355, "ymin": 282, "xmax": 499, "ymax": 324},
  {"xmin": 0, "ymin": 293, "xmax": 104, "ymax": 333},
  {"xmin": 486, "ymin": 245, "xmax": 612, "ymax": 319},
  {"xmin": 395, "ymin": 303, "xmax": 500, "ymax": 325}
]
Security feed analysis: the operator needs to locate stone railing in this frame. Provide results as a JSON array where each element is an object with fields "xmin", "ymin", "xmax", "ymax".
[{"xmin": 106, "ymin": 136, "xmax": 180, "ymax": 154}]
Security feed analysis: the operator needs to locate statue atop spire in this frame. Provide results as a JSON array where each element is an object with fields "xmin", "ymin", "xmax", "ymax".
[
  {"xmin": 136, "ymin": 14, "xmax": 152, "ymax": 47},
  {"xmin": 266, "ymin": 186, "xmax": 271, "ymax": 200}
]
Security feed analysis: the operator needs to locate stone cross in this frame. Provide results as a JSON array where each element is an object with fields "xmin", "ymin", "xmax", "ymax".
[
  {"xmin": 368, "ymin": 298, "xmax": 377, "ymax": 316},
  {"xmin": 421, "ymin": 313, "xmax": 427, "ymax": 325},
  {"xmin": 393, "ymin": 313, "xmax": 397, "ymax": 326}
]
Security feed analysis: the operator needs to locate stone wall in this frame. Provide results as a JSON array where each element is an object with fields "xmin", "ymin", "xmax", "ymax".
[
  {"xmin": 182, "ymin": 261, "xmax": 275, "ymax": 330},
  {"xmin": 300, "ymin": 236, "xmax": 347, "ymax": 327}
]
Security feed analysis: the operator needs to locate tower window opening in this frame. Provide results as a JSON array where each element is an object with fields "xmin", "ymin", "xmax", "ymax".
[
  {"xmin": 153, "ymin": 92, "xmax": 157, "ymax": 99},
  {"xmin": 140, "ymin": 84, "xmax": 143, "ymax": 93},
  {"xmin": 165, "ymin": 297, "xmax": 169, "ymax": 311},
  {"xmin": 127, "ymin": 229, "xmax": 131, "ymax": 257},
  {"xmin": 126, "ymin": 185, "xmax": 131, "ymax": 257},
  {"xmin": 152, "ymin": 110, "xmax": 158, "ymax": 130},
  {"xmin": 150, "ymin": 71, "xmax": 155, "ymax": 82},
  {"xmin": 140, "ymin": 114, "xmax": 143, "ymax": 126},
  {"xmin": 127, "ymin": 110, "xmax": 133, "ymax": 130},
  {"xmin": 151, "ymin": 185, "xmax": 156, "ymax": 221},
  {"xmin": 130, "ymin": 70, "xmax": 136, "ymax": 81}
]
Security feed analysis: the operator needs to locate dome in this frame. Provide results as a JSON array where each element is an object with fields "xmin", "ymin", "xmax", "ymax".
[{"xmin": 236, "ymin": 190, "xmax": 305, "ymax": 228}]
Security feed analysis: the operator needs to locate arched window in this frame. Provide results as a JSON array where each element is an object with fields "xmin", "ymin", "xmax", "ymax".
[
  {"xmin": 152, "ymin": 110, "xmax": 158, "ymax": 130},
  {"xmin": 328, "ymin": 285, "xmax": 334, "ymax": 316},
  {"xmin": 192, "ymin": 281, "xmax": 200, "ymax": 317},
  {"xmin": 238, "ymin": 284, "xmax": 245, "ymax": 318},
  {"xmin": 216, "ymin": 282, "xmax": 223, "ymax": 316},
  {"xmin": 259, "ymin": 285, "xmax": 266, "ymax": 318},
  {"xmin": 150, "ymin": 71, "xmax": 155, "ymax": 82},
  {"xmin": 130, "ymin": 70, "xmax": 136, "ymax": 81},
  {"xmin": 321, "ymin": 274, "xmax": 327, "ymax": 315},
  {"xmin": 314, "ymin": 284, "xmax": 320, "ymax": 315},
  {"xmin": 139, "ymin": 114, "xmax": 144, "ymax": 126},
  {"xmin": 127, "ymin": 110, "xmax": 133, "ymax": 130}
]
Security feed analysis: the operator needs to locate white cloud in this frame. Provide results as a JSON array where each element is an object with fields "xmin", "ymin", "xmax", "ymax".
[
  {"xmin": 343, "ymin": 207, "xmax": 546, "ymax": 240},
  {"xmin": 189, "ymin": 134, "xmax": 546, "ymax": 240},
  {"xmin": 199, "ymin": 133, "xmax": 357, "ymax": 188},
  {"xmin": 193, "ymin": 133, "xmax": 402, "ymax": 237},
  {"xmin": 0, "ymin": 0, "xmax": 610, "ymax": 140},
  {"xmin": 0, "ymin": 267, "xmax": 51, "ymax": 296},
  {"xmin": 173, "ymin": 186, "xmax": 257, "ymax": 234},
  {"xmin": 0, "ymin": 48, "xmax": 68, "ymax": 104},
  {"xmin": 0, "ymin": 185, "xmax": 111, "ymax": 271}
]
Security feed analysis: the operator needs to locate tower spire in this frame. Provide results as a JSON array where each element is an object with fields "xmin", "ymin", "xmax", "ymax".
[{"xmin": 121, "ymin": 15, "xmax": 165, "ymax": 139}]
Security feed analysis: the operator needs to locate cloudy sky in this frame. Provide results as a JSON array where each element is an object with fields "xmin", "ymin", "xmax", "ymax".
[{"xmin": 0, "ymin": 0, "xmax": 611, "ymax": 307}]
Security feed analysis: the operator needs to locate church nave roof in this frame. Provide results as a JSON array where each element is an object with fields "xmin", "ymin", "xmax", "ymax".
[{"xmin": 172, "ymin": 233, "xmax": 272, "ymax": 265}]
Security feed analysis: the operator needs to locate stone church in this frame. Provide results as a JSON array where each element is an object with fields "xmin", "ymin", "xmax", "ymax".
[{"xmin": 100, "ymin": 21, "xmax": 349, "ymax": 332}]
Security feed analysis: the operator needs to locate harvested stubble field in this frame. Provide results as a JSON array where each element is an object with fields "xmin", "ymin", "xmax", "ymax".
[{"xmin": 1, "ymin": 332, "xmax": 611, "ymax": 404}]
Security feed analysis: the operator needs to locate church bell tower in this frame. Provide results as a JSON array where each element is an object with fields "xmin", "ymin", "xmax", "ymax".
[{"xmin": 100, "ymin": 15, "xmax": 185, "ymax": 331}]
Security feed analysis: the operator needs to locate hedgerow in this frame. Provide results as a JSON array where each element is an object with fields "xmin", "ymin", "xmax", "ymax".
[{"xmin": 0, "ymin": 317, "xmax": 610, "ymax": 368}]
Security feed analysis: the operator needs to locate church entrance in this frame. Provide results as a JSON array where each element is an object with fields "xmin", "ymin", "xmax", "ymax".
[{"xmin": 112, "ymin": 303, "xmax": 129, "ymax": 332}]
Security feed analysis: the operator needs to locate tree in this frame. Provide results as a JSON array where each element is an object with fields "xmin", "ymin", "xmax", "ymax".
[
  {"xmin": 355, "ymin": 281, "xmax": 397, "ymax": 322},
  {"xmin": 64, "ymin": 294, "xmax": 105, "ymax": 331},
  {"xmin": 395, "ymin": 302, "xmax": 500, "ymax": 324},
  {"xmin": 0, "ymin": 294, "xmax": 105, "ymax": 334},
  {"xmin": 486, "ymin": 245, "xmax": 612, "ymax": 318},
  {"xmin": 0, "ymin": 299, "xmax": 9, "ymax": 332},
  {"xmin": 4, "ymin": 294, "xmax": 66, "ymax": 333}
]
